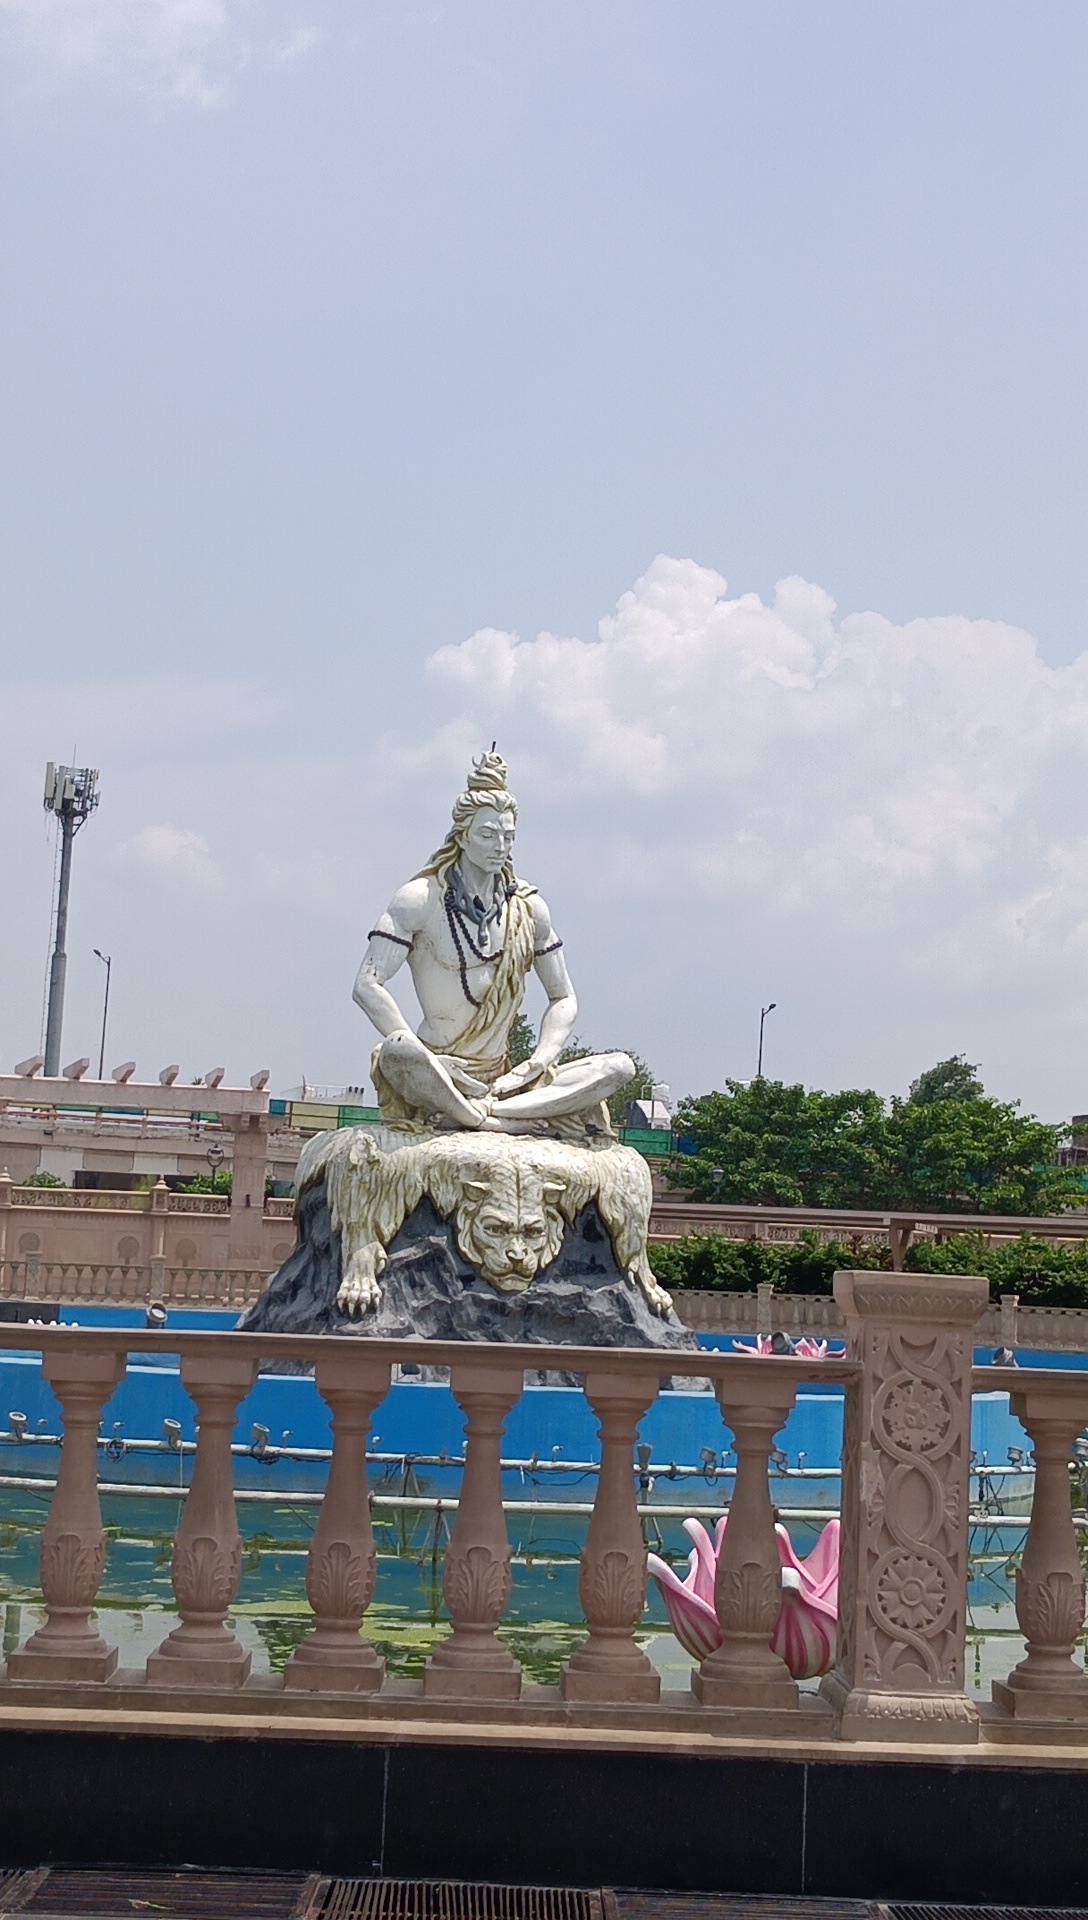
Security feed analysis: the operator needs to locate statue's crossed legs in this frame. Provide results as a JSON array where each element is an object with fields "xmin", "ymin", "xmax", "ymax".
[{"xmin": 377, "ymin": 1029, "xmax": 634, "ymax": 1133}]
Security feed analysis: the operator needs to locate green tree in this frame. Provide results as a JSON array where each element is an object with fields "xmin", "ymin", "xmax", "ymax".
[
  {"xmin": 908, "ymin": 1055, "xmax": 984, "ymax": 1105},
  {"xmin": 880, "ymin": 1094, "xmax": 1074, "ymax": 1214},
  {"xmin": 23, "ymin": 1170, "xmax": 65, "ymax": 1188},
  {"xmin": 669, "ymin": 1078, "xmax": 886, "ymax": 1207},
  {"xmin": 507, "ymin": 1012, "xmax": 536, "ymax": 1066},
  {"xmin": 670, "ymin": 1066, "xmax": 1079, "ymax": 1215}
]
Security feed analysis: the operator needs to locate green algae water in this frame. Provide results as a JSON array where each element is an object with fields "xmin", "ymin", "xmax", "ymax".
[{"xmin": 0, "ymin": 1485, "xmax": 1064, "ymax": 1697}]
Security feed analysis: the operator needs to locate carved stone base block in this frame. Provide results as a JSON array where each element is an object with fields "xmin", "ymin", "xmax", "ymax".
[
  {"xmin": 8, "ymin": 1639, "xmax": 117, "ymax": 1685},
  {"xmin": 284, "ymin": 1641, "xmax": 383, "ymax": 1694},
  {"xmin": 821, "ymin": 1668, "xmax": 977, "ymax": 1744},
  {"xmin": 992, "ymin": 1674, "xmax": 1088, "ymax": 1721},
  {"xmin": 146, "ymin": 1635, "xmax": 252, "ymax": 1689},
  {"xmin": 560, "ymin": 1656, "xmax": 660, "ymax": 1704},
  {"xmin": 691, "ymin": 1664, "xmax": 798, "ymax": 1710},
  {"xmin": 423, "ymin": 1643, "xmax": 522, "ymax": 1701}
]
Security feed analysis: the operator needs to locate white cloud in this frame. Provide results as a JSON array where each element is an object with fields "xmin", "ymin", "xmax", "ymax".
[
  {"xmin": 3, "ymin": 561, "xmax": 1087, "ymax": 1115},
  {"xmin": 115, "ymin": 823, "xmax": 222, "ymax": 889},
  {"xmin": 0, "ymin": 0, "xmax": 319, "ymax": 105},
  {"xmin": 414, "ymin": 556, "xmax": 1088, "ymax": 1109}
]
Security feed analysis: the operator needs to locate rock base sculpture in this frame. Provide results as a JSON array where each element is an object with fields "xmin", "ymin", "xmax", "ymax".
[{"xmin": 239, "ymin": 1125, "xmax": 699, "ymax": 1361}]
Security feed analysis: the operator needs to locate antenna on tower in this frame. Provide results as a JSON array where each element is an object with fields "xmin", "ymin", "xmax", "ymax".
[{"xmin": 42, "ymin": 763, "xmax": 100, "ymax": 1077}]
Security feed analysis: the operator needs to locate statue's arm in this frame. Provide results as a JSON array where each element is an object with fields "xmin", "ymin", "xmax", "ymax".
[
  {"xmin": 352, "ymin": 881, "xmax": 427, "ymax": 1039},
  {"xmin": 534, "ymin": 931, "xmax": 578, "ymax": 1068},
  {"xmin": 494, "ymin": 895, "xmax": 577, "ymax": 1096}
]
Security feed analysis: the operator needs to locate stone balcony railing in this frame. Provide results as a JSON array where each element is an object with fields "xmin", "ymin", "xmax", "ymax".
[
  {"xmin": 6, "ymin": 1250, "xmax": 1088, "ymax": 1354},
  {"xmin": 0, "ymin": 1271, "xmax": 1085, "ymax": 1752}
]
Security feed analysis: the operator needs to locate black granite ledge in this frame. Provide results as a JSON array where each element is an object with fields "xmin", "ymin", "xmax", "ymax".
[{"xmin": 2, "ymin": 1730, "xmax": 1088, "ymax": 1904}]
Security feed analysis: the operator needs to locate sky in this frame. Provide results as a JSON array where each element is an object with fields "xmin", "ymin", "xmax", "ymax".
[{"xmin": 1, "ymin": 2, "xmax": 1086, "ymax": 1118}]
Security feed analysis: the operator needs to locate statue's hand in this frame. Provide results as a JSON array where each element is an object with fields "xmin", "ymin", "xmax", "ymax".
[
  {"xmin": 444, "ymin": 1057, "xmax": 489, "ymax": 1097},
  {"xmin": 492, "ymin": 1059, "xmax": 544, "ymax": 1098}
]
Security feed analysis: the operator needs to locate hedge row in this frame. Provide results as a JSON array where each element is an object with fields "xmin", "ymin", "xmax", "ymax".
[{"xmin": 646, "ymin": 1228, "xmax": 1088, "ymax": 1307}]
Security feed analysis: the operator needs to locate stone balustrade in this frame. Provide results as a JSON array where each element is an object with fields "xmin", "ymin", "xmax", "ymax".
[
  {"xmin": 0, "ymin": 1274, "xmax": 1087, "ymax": 1749},
  {"xmin": 6, "ymin": 1251, "xmax": 1088, "ymax": 1356},
  {"xmin": 0, "ymin": 1260, "xmax": 267, "ymax": 1309}
]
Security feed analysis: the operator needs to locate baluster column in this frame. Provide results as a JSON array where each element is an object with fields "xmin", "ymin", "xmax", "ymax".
[
  {"xmin": 424, "ymin": 1363, "xmax": 523, "ymax": 1700},
  {"xmin": 146, "ymin": 1353, "xmax": 258, "ymax": 1687},
  {"xmin": 9, "ymin": 1347, "xmax": 125, "ymax": 1681},
  {"xmin": 286, "ymin": 1352, "xmax": 390, "ymax": 1693},
  {"xmin": 821, "ymin": 1271, "xmax": 987, "ymax": 1743},
  {"xmin": 993, "ymin": 1378, "xmax": 1088, "ymax": 1721},
  {"xmin": 693, "ymin": 1372, "xmax": 799, "ymax": 1708},
  {"xmin": 561, "ymin": 1367, "xmax": 660, "ymax": 1702}
]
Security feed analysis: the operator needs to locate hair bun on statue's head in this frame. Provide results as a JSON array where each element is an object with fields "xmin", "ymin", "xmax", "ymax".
[{"xmin": 467, "ymin": 747, "xmax": 509, "ymax": 798}]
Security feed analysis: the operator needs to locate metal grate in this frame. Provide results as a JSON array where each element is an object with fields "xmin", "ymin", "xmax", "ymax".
[
  {"xmin": 320, "ymin": 1884, "xmax": 602, "ymax": 1920},
  {"xmin": 615, "ymin": 1904, "xmax": 874, "ymax": 1920},
  {"xmin": 887, "ymin": 1910, "xmax": 1088, "ymax": 1920},
  {"xmin": 0, "ymin": 1874, "xmax": 51, "ymax": 1915},
  {"xmin": 14, "ymin": 1872, "xmax": 312, "ymax": 1920}
]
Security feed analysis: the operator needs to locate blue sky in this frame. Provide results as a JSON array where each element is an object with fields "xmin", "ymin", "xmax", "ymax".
[{"xmin": 2, "ymin": 3, "xmax": 1087, "ymax": 1115}]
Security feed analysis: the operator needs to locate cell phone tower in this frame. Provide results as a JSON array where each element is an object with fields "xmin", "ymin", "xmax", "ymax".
[{"xmin": 42, "ymin": 762, "xmax": 100, "ymax": 1077}]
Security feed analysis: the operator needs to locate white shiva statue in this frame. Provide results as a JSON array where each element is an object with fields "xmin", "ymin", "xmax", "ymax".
[
  {"xmin": 354, "ymin": 748, "xmax": 634, "ymax": 1136},
  {"xmin": 297, "ymin": 751, "xmax": 670, "ymax": 1320}
]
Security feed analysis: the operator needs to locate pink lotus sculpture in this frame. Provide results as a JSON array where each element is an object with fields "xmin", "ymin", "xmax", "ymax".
[
  {"xmin": 732, "ymin": 1336, "xmax": 834, "ymax": 1359},
  {"xmin": 647, "ymin": 1515, "xmax": 840, "ymax": 1680}
]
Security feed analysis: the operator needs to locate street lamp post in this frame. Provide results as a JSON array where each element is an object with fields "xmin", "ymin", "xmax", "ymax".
[
  {"xmin": 757, "ymin": 1002, "xmax": 777, "ymax": 1079},
  {"xmin": 93, "ymin": 950, "xmax": 111, "ymax": 1080}
]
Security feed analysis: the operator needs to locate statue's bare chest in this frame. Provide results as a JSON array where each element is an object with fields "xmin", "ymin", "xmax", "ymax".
[{"xmin": 408, "ymin": 889, "xmax": 505, "ymax": 1013}]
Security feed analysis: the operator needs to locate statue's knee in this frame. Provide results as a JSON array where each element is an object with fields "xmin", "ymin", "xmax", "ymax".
[
  {"xmin": 378, "ymin": 1030, "xmax": 424, "ymax": 1085},
  {"xmin": 602, "ymin": 1051, "xmax": 636, "ymax": 1094},
  {"xmin": 383, "ymin": 1030, "xmax": 420, "ymax": 1057}
]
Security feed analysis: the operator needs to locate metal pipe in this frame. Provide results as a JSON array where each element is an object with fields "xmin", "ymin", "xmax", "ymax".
[{"xmin": 0, "ymin": 1475, "xmax": 1036, "ymax": 1531}]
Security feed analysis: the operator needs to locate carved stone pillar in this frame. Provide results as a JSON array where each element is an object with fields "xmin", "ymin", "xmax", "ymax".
[
  {"xmin": 226, "ymin": 1114, "xmax": 270, "ymax": 1269},
  {"xmin": 0, "ymin": 1168, "xmax": 11, "ymax": 1284},
  {"xmin": 9, "ymin": 1348, "xmax": 125, "ymax": 1681},
  {"xmin": 285, "ymin": 1352, "xmax": 390, "ymax": 1693},
  {"xmin": 992, "ymin": 1377, "xmax": 1088, "ymax": 1721},
  {"xmin": 821, "ymin": 1270, "xmax": 987, "ymax": 1743},
  {"xmin": 424, "ymin": 1363, "xmax": 523, "ymax": 1700},
  {"xmin": 561, "ymin": 1368, "xmax": 660, "ymax": 1703},
  {"xmin": 692, "ymin": 1373, "xmax": 799, "ymax": 1708},
  {"xmin": 146, "ymin": 1352, "xmax": 258, "ymax": 1687}
]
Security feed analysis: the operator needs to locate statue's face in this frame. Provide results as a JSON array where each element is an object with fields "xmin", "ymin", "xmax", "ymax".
[
  {"xmin": 455, "ymin": 1163, "xmax": 567, "ymax": 1292},
  {"xmin": 459, "ymin": 806, "xmax": 516, "ymax": 877}
]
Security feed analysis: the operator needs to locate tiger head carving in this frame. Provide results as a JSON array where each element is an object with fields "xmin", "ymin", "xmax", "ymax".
[{"xmin": 454, "ymin": 1160, "xmax": 567, "ymax": 1292}]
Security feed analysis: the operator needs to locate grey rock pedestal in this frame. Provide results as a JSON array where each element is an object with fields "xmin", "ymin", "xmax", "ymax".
[{"xmin": 238, "ymin": 1180, "xmax": 699, "ymax": 1360}]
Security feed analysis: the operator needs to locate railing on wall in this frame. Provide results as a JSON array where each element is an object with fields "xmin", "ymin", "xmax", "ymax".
[
  {"xmin": 2, "ymin": 1256, "xmax": 1086, "ymax": 1352},
  {"xmin": 649, "ymin": 1199, "xmax": 1088, "ymax": 1268},
  {"xmin": 0, "ymin": 1272, "xmax": 1084, "ymax": 1746},
  {"xmin": 0, "ymin": 1260, "xmax": 267, "ymax": 1309}
]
